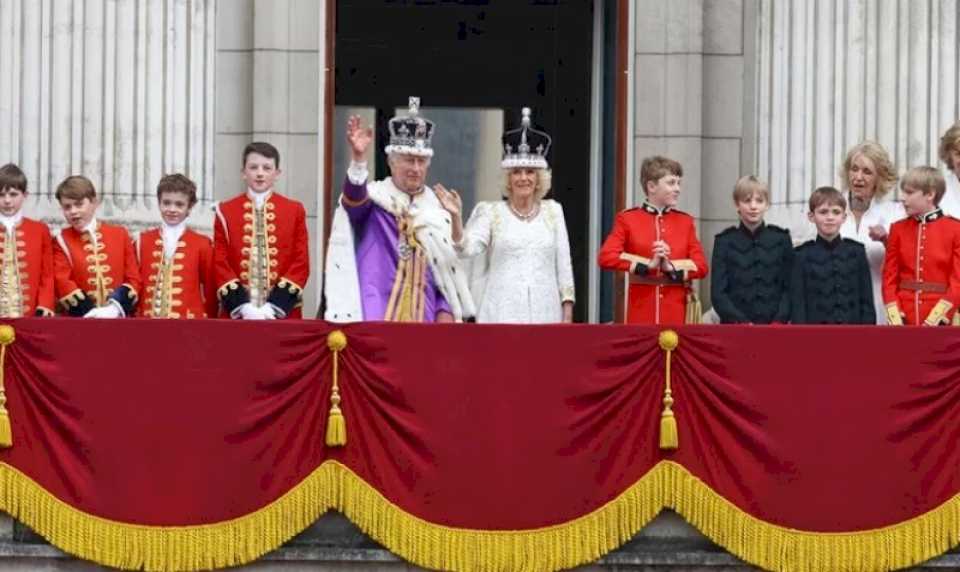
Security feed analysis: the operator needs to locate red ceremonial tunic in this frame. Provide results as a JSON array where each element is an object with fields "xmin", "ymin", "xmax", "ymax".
[
  {"xmin": 213, "ymin": 192, "xmax": 309, "ymax": 318},
  {"xmin": 138, "ymin": 228, "xmax": 218, "ymax": 319},
  {"xmin": 598, "ymin": 203, "xmax": 708, "ymax": 324},
  {"xmin": 53, "ymin": 221, "xmax": 141, "ymax": 315},
  {"xmin": 0, "ymin": 218, "xmax": 55, "ymax": 317},
  {"xmin": 882, "ymin": 209, "xmax": 960, "ymax": 325}
]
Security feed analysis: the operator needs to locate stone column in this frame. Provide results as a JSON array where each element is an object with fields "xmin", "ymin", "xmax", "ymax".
[
  {"xmin": 0, "ymin": 0, "xmax": 216, "ymax": 233},
  {"xmin": 215, "ymin": 0, "xmax": 324, "ymax": 314},
  {"xmin": 755, "ymin": 0, "xmax": 960, "ymax": 241}
]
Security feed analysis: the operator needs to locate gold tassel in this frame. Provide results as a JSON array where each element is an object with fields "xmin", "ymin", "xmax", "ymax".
[
  {"xmin": 0, "ymin": 325, "xmax": 15, "ymax": 448},
  {"xmin": 325, "ymin": 330, "xmax": 348, "ymax": 447},
  {"xmin": 684, "ymin": 287, "xmax": 702, "ymax": 325},
  {"xmin": 658, "ymin": 330, "xmax": 679, "ymax": 450}
]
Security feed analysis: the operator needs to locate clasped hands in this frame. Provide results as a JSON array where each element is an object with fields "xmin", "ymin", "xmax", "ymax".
[{"xmin": 648, "ymin": 240, "xmax": 674, "ymax": 271}]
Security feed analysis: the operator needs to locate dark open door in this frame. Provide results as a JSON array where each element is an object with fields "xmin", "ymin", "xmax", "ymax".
[{"xmin": 334, "ymin": 0, "xmax": 595, "ymax": 322}]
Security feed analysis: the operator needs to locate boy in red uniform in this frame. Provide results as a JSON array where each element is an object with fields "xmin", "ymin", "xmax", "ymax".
[
  {"xmin": 882, "ymin": 166, "xmax": 960, "ymax": 326},
  {"xmin": 139, "ymin": 174, "xmax": 217, "ymax": 318},
  {"xmin": 214, "ymin": 142, "xmax": 309, "ymax": 319},
  {"xmin": 598, "ymin": 155, "xmax": 708, "ymax": 324},
  {"xmin": 53, "ymin": 175, "xmax": 140, "ymax": 317},
  {"xmin": 0, "ymin": 164, "xmax": 55, "ymax": 317}
]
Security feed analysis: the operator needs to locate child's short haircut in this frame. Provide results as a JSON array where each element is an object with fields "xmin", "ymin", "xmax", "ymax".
[
  {"xmin": 55, "ymin": 175, "xmax": 97, "ymax": 202},
  {"xmin": 640, "ymin": 156, "xmax": 682, "ymax": 192},
  {"xmin": 808, "ymin": 186, "xmax": 846, "ymax": 212},
  {"xmin": 900, "ymin": 166, "xmax": 947, "ymax": 205},
  {"xmin": 0, "ymin": 164, "xmax": 27, "ymax": 193},
  {"xmin": 156, "ymin": 173, "xmax": 198, "ymax": 207},
  {"xmin": 939, "ymin": 122, "xmax": 960, "ymax": 171},
  {"xmin": 732, "ymin": 175, "xmax": 769, "ymax": 203},
  {"xmin": 242, "ymin": 141, "xmax": 281, "ymax": 169}
]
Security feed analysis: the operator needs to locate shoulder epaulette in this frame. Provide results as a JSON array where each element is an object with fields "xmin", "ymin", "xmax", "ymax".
[
  {"xmin": 715, "ymin": 225, "xmax": 738, "ymax": 239},
  {"xmin": 841, "ymin": 237, "xmax": 866, "ymax": 248},
  {"xmin": 766, "ymin": 223, "xmax": 789, "ymax": 233}
]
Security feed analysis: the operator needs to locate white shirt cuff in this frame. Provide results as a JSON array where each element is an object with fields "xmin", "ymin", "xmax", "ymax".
[{"xmin": 347, "ymin": 161, "xmax": 369, "ymax": 185}]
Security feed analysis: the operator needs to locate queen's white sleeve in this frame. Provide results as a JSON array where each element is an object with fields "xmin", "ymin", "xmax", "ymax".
[{"xmin": 553, "ymin": 201, "xmax": 576, "ymax": 303}]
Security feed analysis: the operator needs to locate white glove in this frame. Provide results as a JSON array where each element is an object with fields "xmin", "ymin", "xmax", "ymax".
[
  {"xmin": 264, "ymin": 303, "xmax": 286, "ymax": 319},
  {"xmin": 257, "ymin": 304, "xmax": 278, "ymax": 320},
  {"xmin": 83, "ymin": 304, "xmax": 122, "ymax": 319},
  {"xmin": 236, "ymin": 303, "xmax": 266, "ymax": 320}
]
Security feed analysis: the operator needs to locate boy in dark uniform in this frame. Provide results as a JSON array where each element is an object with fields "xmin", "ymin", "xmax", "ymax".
[
  {"xmin": 711, "ymin": 176, "xmax": 793, "ymax": 323},
  {"xmin": 882, "ymin": 167, "xmax": 960, "ymax": 326},
  {"xmin": 791, "ymin": 187, "xmax": 875, "ymax": 324}
]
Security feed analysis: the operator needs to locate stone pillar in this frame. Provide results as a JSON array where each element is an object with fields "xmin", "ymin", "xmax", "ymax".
[
  {"xmin": 0, "ymin": 0, "xmax": 216, "ymax": 232},
  {"xmin": 755, "ymin": 0, "xmax": 960, "ymax": 241},
  {"xmin": 215, "ymin": 0, "xmax": 324, "ymax": 315}
]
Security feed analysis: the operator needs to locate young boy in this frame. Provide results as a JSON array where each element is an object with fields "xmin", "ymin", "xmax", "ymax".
[
  {"xmin": 598, "ymin": 155, "xmax": 708, "ymax": 324},
  {"xmin": 882, "ymin": 167, "xmax": 960, "ymax": 326},
  {"xmin": 53, "ymin": 175, "xmax": 140, "ymax": 317},
  {"xmin": 790, "ymin": 187, "xmax": 875, "ymax": 324},
  {"xmin": 214, "ymin": 142, "xmax": 309, "ymax": 319},
  {"xmin": 711, "ymin": 176, "xmax": 793, "ymax": 323},
  {"xmin": 0, "ymin": 164, "xmax": 55, "ymax": 317},
  {"xmin": 139, "ymin": 174, "xmax": 217, "ymax": 318}
]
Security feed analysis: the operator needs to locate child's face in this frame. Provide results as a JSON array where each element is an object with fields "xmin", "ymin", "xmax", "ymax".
[
  {"xmin": 242, "ymin": 152, "xmax": 281, "ymax": 194},
  {"xmin": 807, "ymin": 202, "xmax": 846, "ymax": 238},
  {"xmin": 900, "ymin": 185, "xmax": 936, "ymax": 217},
  {"xmin": 0, "ymin": 187, "xmax": 26, "ymax": 217},
  {"xmin": 59, "ymin": 197, "xmax": 98, "ymax": 232},
  {"xmin": 645, "ymin": 174, "xmax": 681, "ymax": 208},
  {"xmin": 159, "ymin": 191, "xmax": 193, "ymax": 226},
  {"xmin": 736, "ymin": 192, "xmax": 769, "ymax": 227}
]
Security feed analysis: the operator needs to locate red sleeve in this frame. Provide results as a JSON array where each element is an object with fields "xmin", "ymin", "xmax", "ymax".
[
  {"xmin": 213, "ymin": 209, "xmax": 239, "ymax": 290},
  {"xmin": 597, "ymin": 212, "xmax": 631, "ymax": 272},
  {"xmin": 52, "ymin": 234, "xmax": 82, "ymax": 302},
  {"xmin": 686, "ymin": 219, "xmax": 709, "ymax": 279},
  {"xmin": 881, "ymin": 224, "xmax": 901, "ymax": 306},
  {"xmin": 947, "ymin": 223, "xmax": 960, "ymax": 311},
  {"xmin": 121, "ymin": 228, "xmax": 142, "ymax": 294},
  {"xmin": 36, "ymin": 225, "xmax": 55, "ymax": 313},
  {"xmin": 199, "ymin": 236, "xmax": 219, "ymax": 318},
  {"xmin": 281, "ymin": 202, "xmax": 310, "ymax": 289}
]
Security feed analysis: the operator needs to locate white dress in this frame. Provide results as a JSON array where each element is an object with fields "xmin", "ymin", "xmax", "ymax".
[
  {"xmin": 457, "ymin": 200, "xmax": 575, "ymax": 323},
  {"xmin": 839, "ymin": 197, "xmax": 905, "ymax": 324}
]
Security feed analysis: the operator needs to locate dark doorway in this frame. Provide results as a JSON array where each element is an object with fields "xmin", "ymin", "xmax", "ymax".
[{"xmin": 334, "ymin": 0, "xmax": 595, "ymax": 322}]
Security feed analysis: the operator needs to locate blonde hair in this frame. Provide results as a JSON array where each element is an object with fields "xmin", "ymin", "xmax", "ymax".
[
  {"xmin": 732, "ymin": 175, "xmax": 769, "ymax": 203},
  {"xmin": 502, "ymin": 168, "xmax": 552, "ymax": 200},
  {"xmin": 840, "ymin": 141, "xmax": 898, "ymax": 198},
  {"xmin": 939, "ymin": 122, "xmax": 960, "ymax": 171},
  {"xmin": 901, "ymin": 166, "xmax": 946, "ymax": 205}
]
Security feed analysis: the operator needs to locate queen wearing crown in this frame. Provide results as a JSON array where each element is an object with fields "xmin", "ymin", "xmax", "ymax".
[
  {"xmin": 323, "ymin": 97, "xmax": 475, "ymax": 322},
  {"xmin": 435, "ymin": 108, "xmax": 575, "ymax": 323}
]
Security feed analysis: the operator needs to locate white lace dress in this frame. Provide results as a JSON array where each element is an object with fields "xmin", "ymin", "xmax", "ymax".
[{"xmin": 457, "ymin": 200, "xmax": 575, "ymax": 324}]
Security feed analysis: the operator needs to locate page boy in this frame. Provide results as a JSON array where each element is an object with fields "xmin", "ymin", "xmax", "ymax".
[
  {"xmin": 598, "ymin": 155, "xmax": 708, "ymax": 324},
  {"xmin": 882, "ymin": 166, "xmax": 960, "ymax": 326},
  {"xmin": 213, "ymin": 142, "xmax": 309, "ymax": 319},
  {"xmin": 0, "ymin": 164, "xmax": 55, "ymax": 317},
  {"xmin": 790, "ymin": 186, "xmax": 875, "ymax": 324},
  {"xmin": 139, "ymin": 174, "xmax": 217, "ymax": 318},
  {"xmin": 711, "ymin": 175, "xmax": 793, "ymax": 323},
  {"xmin": 52, "ymin": 175, "xmax": 140, "ymax": 317}
]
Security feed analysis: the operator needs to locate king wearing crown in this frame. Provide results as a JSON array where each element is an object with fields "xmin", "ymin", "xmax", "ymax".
[{"xmin": 323, "ymin": 97, "xmax": 475, "ymax": 322}]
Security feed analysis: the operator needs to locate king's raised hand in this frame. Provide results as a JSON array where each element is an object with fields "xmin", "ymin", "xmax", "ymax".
[{"xmin": 346, "ymin": 115, "xmax": 373, "ymax": 161}]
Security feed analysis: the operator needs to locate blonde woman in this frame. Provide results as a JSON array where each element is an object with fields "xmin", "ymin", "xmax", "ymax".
[
  {"xmin": 436, "ymin": 108, "xmax": 575, "ymax": 323},
  {"xmin": 838, "ymin": 141, "xmax": 904, "ymax": 323},
  {"xmin": 938, "ymin": 122, "xmax": 960, "ymax": 217}
]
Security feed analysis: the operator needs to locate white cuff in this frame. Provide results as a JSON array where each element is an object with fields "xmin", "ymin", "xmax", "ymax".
[
  {"xmin": 347, "ymin": 160, "xmax": 369, "ymax": 185},
  {"xmin": 108, "ymin": 299, "xmax": 126, "ymax": 318}
]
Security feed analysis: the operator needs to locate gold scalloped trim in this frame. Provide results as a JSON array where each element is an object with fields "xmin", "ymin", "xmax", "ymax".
[{"xmin": 0, "ymin": 460, "xmax": 958, "ymax": 572}]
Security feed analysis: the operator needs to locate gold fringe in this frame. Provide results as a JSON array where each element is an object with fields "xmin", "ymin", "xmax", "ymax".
[
  {"xmin": 1, "ymin": 460, "xmax": 960, "ymax": 572},
  {"xmin": 325, "ymin": 331, "xmax": 348, "ymax": 447}
]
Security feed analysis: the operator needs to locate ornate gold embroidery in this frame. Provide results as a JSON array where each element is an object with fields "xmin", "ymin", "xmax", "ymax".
[
  {"xmin": 0, "ymin": 231, "xmax": 24, "ymax": 317},
  {"xmin": 245, "ymin": 199, "xmax": 274, "ymax": 306}
]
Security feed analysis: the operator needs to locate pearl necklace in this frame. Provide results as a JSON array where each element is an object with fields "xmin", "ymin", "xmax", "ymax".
[{"xmin": 508, "ymin": 201, "xmax": 539, "ymax": 221}]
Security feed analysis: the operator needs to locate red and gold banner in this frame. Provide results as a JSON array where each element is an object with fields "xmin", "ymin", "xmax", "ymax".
[{"xmin": 0, "ymin": 319, "xmax": 958, "ymax": 571}]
